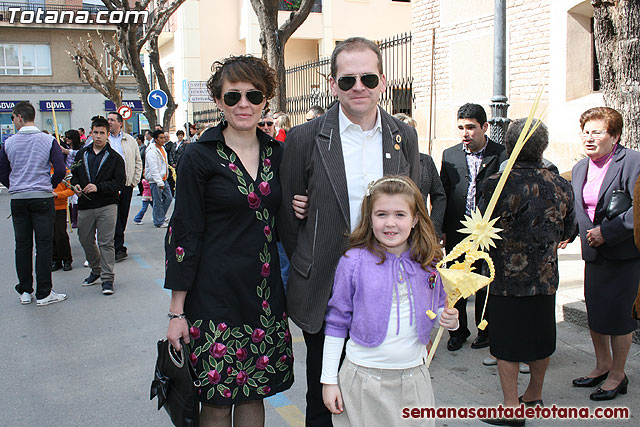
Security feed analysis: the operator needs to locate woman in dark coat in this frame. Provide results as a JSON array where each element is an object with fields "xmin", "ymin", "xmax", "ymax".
[
  {"xmin": 478, "ymin": 119, "xmax": 576, "ymax": 425},
  {"xmin": 164, "ymin": 56, "xmax": 294, "ymax": 426},
  {"xmin": 570, "ymin": 107, "xmax": 640, "ymax": 401}
]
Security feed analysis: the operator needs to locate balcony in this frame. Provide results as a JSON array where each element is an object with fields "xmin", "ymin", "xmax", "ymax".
[{"xmin": 278, "ymin": 0, "xmax": 322, "ymax": 13}]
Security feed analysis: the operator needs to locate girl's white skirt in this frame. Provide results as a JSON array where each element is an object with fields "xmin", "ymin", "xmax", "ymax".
[{"xmin": 333, "ymin": 358, "xmax": 435, "ymax": 427}]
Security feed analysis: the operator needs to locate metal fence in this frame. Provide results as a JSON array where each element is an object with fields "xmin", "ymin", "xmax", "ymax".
[
  {"xmin": 194, "ymin": 32, "xmax": 413, "ymax": 127},
  {"xmin": 285, "ymin": 32, "xmax": 413, "ymax": 126}
]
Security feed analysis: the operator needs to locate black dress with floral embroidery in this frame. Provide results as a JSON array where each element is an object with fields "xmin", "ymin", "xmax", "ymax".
[{"xmin": 164, "ymin": 123, "xmax": 294, "ymax": 405}]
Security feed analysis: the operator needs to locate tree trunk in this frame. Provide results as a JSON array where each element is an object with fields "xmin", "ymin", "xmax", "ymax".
[
  {"xmin": 592, "ymin": 0, "xmax": 640, "ymax": 150},
  {"xmin": 250, "ymin": 0, "xmax": 315, "ymax": 113},
  {"xmin": 149, "ymin": 38, "xmax": 178, "ymax": 130}
]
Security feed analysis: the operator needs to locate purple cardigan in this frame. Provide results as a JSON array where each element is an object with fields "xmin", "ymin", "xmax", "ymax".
[{"xmin": 324, "ymin": 247, "xmax": 446, "ymax": 347}]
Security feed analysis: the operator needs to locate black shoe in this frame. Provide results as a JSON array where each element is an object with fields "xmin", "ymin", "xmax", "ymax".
[
  {"xmin": 590, "ymin": 375, "xmax": 628, "ymax": 401},
  {"xmin": 519, "ymin": 395, "xmax": 543, "ymax": 407},
  {"xmin": 63, "ymin": 261, "xmax": 72, "ymax": 271},
  {"xmin": 102, "ymin": 281, "xmax": 114, "ymax": 295},
  {"xmin": 51, "ymin": 261, "xmax": 63, "ymax": 272},
  {"xmin": 481, "ymin": 417, "xmax": 525, "ymax": 426},
  {"xmin": 82, "ymin": 273, "xmax": 100, "ymax": 286},
  {"xmin": 115, "ymin": 251, "xmax": 128, "ymax": 262},
  {"xmin": 471, "ymin": 335, "xmax": 490, "ymax": 349},
  {"xmin": 572, "ymin": 371, "xmax": 609, "ymax": 387},
  {"xmin": 447, "ymin": 336, "xmax": 467, "ymax": 351}
]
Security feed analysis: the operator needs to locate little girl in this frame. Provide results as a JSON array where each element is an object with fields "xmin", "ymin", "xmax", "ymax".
[
  {"xmin": 133, "ymin": 178, "xmax": 152, "ymax": 224},
  {"xmin": 321, "ymin": 176, "xmax": 458, "ymax": 427}
]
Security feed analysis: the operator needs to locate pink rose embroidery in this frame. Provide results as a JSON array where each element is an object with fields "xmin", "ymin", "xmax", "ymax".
[
  {"xmin": 236, "ymin": 347, "xmax": 248, "ymax": 362},
  {"xmin": 258, "ymin": 181, "xmax": 271, "ymax": 196},
  {"xmin": 207, "ymin": 369, "xmax": 221, "ymax": 385},
  {"xmin": 263, "ymin": 225, "xmax": 271, "ymax": 238},
  {"xmin": 261, "ymin": 263, "xmax": 270, "ymax": 278},
  {"xmin": 210, "ymin": 343, "xmax": 227, "ymax": 358},
  {"xmin": 262, "ymin": 300, "xmax": 269, "ymax": 310},
  {"xmin": 256, "ymin": 355, "xmax": 269, "ymax": 370},
  {"xmin": 279, "ymin": 355, "xmax": 287, "ymax": 364},
  {"xmin": 217, "ymin": 322, "xmax": 228, "ymax": 333},
  {"xmin": 226, "ymin": 366, "xmax": 233, "ymax": 376},
  {"xmin": 263, "ymin": 158, "xmax": 271, "ymax": 168},
  {"xmin": 282, "ymin": 312, "xmax": 287, "ymax": 320},
  {"xmin": 228, "ymin": 163, "xmax": 238, "ymax": 171},
  {"xmin": 189, "ymin": 326, "xmax": 201, "ymax": 340},
  {"xmin": 284, "ymin": 330, "xmax": 291, "ymax": 343},
  {"xmin": 236, "ymin": 370, "xmax": 248, "ymax": 386},
  {"xmin": 189, "ymin": 352, "xmax": 198, "ymax": 366},
  {"xmin": 260, "ymin": 385, "xmax": 271, "ymax": 394},
  {"xmin": 247, "ymin": 192, "xmax": 261, "ymax": 209},
  {"xmin": 222, "ymin": 388, "xmax": 232, "ymax": 398},
  {"xmin": 175, "ymin": 246, "xmax": 185, "ymax": 263},
  {"xmin": 251, "ymin": 328, "xmax": 265, "ymax": 343}
]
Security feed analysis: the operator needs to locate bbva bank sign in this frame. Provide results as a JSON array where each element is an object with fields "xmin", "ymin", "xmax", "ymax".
[{"xmin": 39, "ymin": 101, "xmax": 72, "ymax": 112}]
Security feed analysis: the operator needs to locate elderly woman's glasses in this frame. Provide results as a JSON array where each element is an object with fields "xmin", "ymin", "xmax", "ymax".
[
  {"xmin": 580, "ymin": 130, "xmax": 608, "ymax": 139},
  {"xmin": 337, "ymin": 74, "xmax": 379, "ymax": 91},
  {"xmin": 223, "ymin": 90, "xmax": 264, "ymax": 107}
]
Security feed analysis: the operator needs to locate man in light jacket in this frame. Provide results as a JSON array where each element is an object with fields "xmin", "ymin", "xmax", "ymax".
[
  {"xmin": 145, "ymin": 129, "xmax": 172, "ymax": 228},
  {"xmin": 107, "ymin": 112, "xmax": 142, "ymax": 261}
]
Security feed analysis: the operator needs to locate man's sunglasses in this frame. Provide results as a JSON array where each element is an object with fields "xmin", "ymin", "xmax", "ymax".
[
  {"xmin": 337, "ymin": 74, "xmax": 379, "ymax": 91},
  {"xmin": 223, "ymin": 90, "xmax": 264, "ymax": 107},
  {"xmin": 258, "ymin": 121, "xmax": 274, "ymax": 127}
]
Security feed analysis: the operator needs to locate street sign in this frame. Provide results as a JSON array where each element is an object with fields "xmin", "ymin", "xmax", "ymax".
[
  {"xmin": 117, "ymin": 105, "xmax": 132, "ymax": 121},
  {"xmin": 188, "ymin": 81, "xmax": 214, "ymax": 103},
  {"xmin": 182, "ymin": 79, "xmax": 188, "ymax": 103},
  {"xmin": 147, "ymin": 89, "xmax": 168, "ymax": 109}
]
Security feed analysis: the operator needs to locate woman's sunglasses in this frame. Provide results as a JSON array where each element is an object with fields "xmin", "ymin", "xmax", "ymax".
[
  {"xmin": 223, "ymin": 90, "xmax": 264, "ymax": 107},
  {"xmin": 337, "ymin": 74, "xmax": 380, "ymax": 91},
  {"xmin": 258, "ymin": 121, "xmax": 274, "ymax": 127}
]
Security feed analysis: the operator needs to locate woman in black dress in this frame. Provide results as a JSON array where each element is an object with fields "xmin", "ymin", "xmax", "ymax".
[{"xmin": 165, "ymin": 55, "xmax": 294, "ymax": 426}]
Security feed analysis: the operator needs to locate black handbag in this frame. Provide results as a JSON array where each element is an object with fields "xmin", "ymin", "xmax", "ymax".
[
  {"xmin": 606, "ymin": 190, "xmax": 632, "ymax": 220},
  {"xmin": 150, "ymin": 339, "xmax": 200, "ymax": 427}
]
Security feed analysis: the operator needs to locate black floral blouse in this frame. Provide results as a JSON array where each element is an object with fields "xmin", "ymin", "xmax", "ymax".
[
  {"xmin": 164, "ymin": 123, "xmax": 293, "ymax": 404},
  {"xmin": 478, "ymin": 162, "xmax": 577, "ymax": 297}
]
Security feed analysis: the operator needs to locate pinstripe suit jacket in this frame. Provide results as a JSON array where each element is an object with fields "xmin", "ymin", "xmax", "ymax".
[{"xmin": 278, "ymin": 104, "xmax": 420, "ymax": 333}]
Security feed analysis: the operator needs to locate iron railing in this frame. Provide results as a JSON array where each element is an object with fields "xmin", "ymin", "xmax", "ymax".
[
  {"xmin": 0, "ymin": 1, "xmax": 108, "ymax": 14},
  {"xmin": 278, "ymin": 0, "xmax": 322, "ymax": 13}
]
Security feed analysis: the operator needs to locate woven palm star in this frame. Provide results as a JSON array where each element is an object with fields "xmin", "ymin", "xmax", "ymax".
[{"xmin": 458, "ymin": 208, "xmax": 502, "ymax": 251}]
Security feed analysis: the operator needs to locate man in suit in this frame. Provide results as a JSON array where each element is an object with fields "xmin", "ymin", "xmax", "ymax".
[
  {"xmin": 279, "ymin": 37, "xmax": 420, "ymax": 427},
  {"xmin": 440, "ymin": 103, "xmax": 507, "ymax": 352},
  {"xmin": 107, "ymin": 112, "xmax": 142, "ymax": 262}
]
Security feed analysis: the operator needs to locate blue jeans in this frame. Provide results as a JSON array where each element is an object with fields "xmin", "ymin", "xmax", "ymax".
[
  {"xmin": 277, "ymin": 242, "xmax": 290, "ymax": 291},
  {"xmin": 11, "ymin": 197, "xmax": 55, "ymax": 299},
  {"xmin": 134, "ymin": 200, "xmax": 151, "ymax": 222},
  {"xmin": 150, "ymin": 181, "xmax": 172, "ymax": 226}
]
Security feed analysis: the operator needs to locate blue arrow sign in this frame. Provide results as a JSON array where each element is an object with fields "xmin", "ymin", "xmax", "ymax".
[{"xmin": 147, "ymin": 89, "xmax": 168, "ymax": 109}]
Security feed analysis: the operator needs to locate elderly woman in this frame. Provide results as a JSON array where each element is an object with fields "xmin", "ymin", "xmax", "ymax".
[
  {"xmin": 478, "ymin": 119, "xmax": 576, "ymax": 426},
  {"xmin": 165, "ymin": 55, "xmax": 294, "ymax": 426},
  {"xmin": 570, "ymin": 107, "xmax": 640, "ymax": 401}
]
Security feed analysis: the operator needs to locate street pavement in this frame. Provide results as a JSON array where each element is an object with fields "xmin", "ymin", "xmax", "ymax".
[{"xmin": 0, "ymin": 192, "xmax": 637, "ymax": 426}]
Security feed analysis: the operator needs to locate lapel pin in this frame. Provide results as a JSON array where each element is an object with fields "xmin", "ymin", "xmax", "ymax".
[
  {"xmin": 396, "ymin": 135, "xmax": 402, "ymax": 143},
  {"xmin": 394, "ymin": 144, "xmax": 400, "ymax": 151},
  {"xmin": 385, "ymin": 153, "xmax": 391, "ymax": 159}
]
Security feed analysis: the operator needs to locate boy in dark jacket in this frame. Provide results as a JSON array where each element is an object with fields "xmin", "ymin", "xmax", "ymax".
[{"xmin": 71, "ymin": 117, "xmax": 125, "ymax": 295}]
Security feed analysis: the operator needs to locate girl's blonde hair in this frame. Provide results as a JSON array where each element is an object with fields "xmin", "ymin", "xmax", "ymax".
[{"xmin": 348, "ymin": 175, "xmax": 442, "ymax": 270}]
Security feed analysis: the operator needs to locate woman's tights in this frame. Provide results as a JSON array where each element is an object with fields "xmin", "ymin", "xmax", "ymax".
[{"xmin": 200, "ymin": 399, "xmax": 264, "ymax": 427}]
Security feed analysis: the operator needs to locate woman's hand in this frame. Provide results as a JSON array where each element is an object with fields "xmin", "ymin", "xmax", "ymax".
[
  {"xmin": 439, "ymin": 307, "xmax": 459, "ymax": 330},
  {"xmin": 557, "ymin": 239, "xmax": 570, "ymax": 250},
  {"xmin": 322, "ymin": 384, "xmax": 344, "ymax": 414},
  {"xmin": 167, "ymin": 318, "xmax": 190, "ymax": 351},
  {"xmin": 292, "ymin": 194, "xmax": 309, "ymax": 219},
  {"xmin": 586, "ymin": 226, "xmax": 605, "ymax": 247}
]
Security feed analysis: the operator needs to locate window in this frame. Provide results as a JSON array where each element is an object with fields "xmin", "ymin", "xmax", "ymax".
[
  {"xmin": 0, "ymin": 44, "xmax": 51, "ymax": 75},
  {"xmin": 105, "ymin": 52, "xmax": 134, "ymax": 76},
  {"xmin": 591, "ymin": 18, "xmax": 601, "ymax": 92}
]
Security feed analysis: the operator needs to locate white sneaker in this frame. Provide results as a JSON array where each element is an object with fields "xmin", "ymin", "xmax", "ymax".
[
  {"xmin": 483, "ymin": 356, "xmax": 498, "ymax": 366},
  {"xmin": 36, "ymin": 290, "xmax": 68, "ymax": 306},
  {"xmin": 83, "ymin": 260, "xmax": 89, "ymax": 267},
  {"xmin": 20, "ymin": 292, "xmax": 32, "ymax": 305},
  {"xmin": 134, "ymin": 220, "xmax": 143, "ymax": 225},
  {"xmin": 520, "ymin": 363, "xmax": 531, "ymax": 374}
]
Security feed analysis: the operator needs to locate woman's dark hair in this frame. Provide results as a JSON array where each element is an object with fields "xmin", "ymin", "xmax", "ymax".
[
  {"xmin": 579, "ymin": 107, "xmax": 623, "ymax": 139},
  {"xmin": 207, "ymin": 55, "xmax": 277, "ymax": 101},
  {"xmin": 64, "ymin": 129, "xmax": 82, "ymax": 150},
  {"xmin": 505, "ymin": 118, "xmax": 549, "ymax": 162}
]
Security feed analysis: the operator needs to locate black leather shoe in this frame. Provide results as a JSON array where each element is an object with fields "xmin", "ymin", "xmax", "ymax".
[
  {"xmin": 519, "ymin": 395, "xmax": 543, "ymax": 407},
  {"xmin": 63, "ymin": 261, "xmax": 72, "ymax": 271},
  {"xmin": 471, "ymin": 335, "xmax": 490, "ymax": 349},
  {"xmin": 572, "ymin": 371, "xmax": 608, "ymax": 388},
  {"xmin": 590, "ymin": 375, "xmax": 628, "ymax": 401},
  {"xmin": 480, "ymin": 417, "xmax": 525, "ymax": 426},
  {"xmin": 447, "ymin": 336, "xmax": 467, "ymax": 351},
  {"xmin": 51, "ymin": 261, "xmax": 63, "ymax": 272}
]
